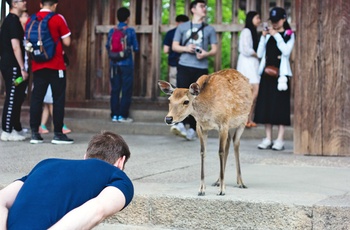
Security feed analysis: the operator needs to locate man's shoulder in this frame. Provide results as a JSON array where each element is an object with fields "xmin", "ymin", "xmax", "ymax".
[{"xmin": 177, "ymin": 21, "xmax": 190, "ymax": 29}]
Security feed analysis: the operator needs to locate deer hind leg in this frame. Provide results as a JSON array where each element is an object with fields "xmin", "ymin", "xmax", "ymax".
[
  {"xmin": 216, "ymin": 129, "xmax": 229, "ymax": 196},
  {"xmin": 212, "ymin": 132, "xmax": 231, "ymax": 187},
  {"xmin": 233, "ymin": 125, "xmax": 247, "ymax": 189},
  {"xmin": 198, "ymin": 127, "xmax": 208, "ymax": 196}
]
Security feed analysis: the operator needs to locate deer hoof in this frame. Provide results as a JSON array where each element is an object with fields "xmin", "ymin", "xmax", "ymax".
[
  {"xmin": 198, "ymin": 191, "xmax": 205, "ymax": 196},
  {"xmin": 217, "ymin": 191, "xmax": 225, "ymax": 196},
  {"xmin": 238, "ymin": 184, "xmax": 247, "ymax": 189},
  {"xmin": 211, "ymin": 181, "xmax": 220, "ymax": 187}
]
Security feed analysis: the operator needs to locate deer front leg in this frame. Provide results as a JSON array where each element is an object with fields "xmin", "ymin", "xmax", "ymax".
[
  {"xmin": 217, "ymin": 129, "xmax": 229, "ymax": 196},
  {"xmin": 212, "ymin": 132, "xmax": 231, "ymax": 187},
  {"xmin": 198, "ymin": 128, "xmax": 207, "ymax": 196},
  {"xmin": 234, "ymin": 125, "xmax": 247, "ymax": 189}
]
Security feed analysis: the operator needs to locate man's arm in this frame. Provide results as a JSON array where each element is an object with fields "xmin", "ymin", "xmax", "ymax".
[
  {"xmin": 172, "ymin": 41, "xmax": 196, "ymax": 54},
  {"xmin": 11, "ymin": 39, "xmax": 28, "ymax": 80},
  {"xmin": 61, "ymin": 36, "xmax": 71, "ymax": 47},
  {"xmin": 48, "ymin": 186, "xmax": 126, "ymax": 230},
  {"xmin": 163, "ymin": 45, "xmax": 170, "ymax": 54},
  {"xmin": 0, "ymin": 181, "xmax": 24, "ymax": 229}
]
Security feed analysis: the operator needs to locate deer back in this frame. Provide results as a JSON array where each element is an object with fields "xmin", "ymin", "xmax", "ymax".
[{"xmin": 191, "ymin": 69, "xmax": 253, "ymax": 128}]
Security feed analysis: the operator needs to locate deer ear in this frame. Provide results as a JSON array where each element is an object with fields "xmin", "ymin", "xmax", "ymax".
[
  {"xmin": 189, "ymin": 83, "xmax": 200, "ymax": 96},
  {"xmin": 158, "ymin": 80, "xmax": 175, "ymax": 95}
]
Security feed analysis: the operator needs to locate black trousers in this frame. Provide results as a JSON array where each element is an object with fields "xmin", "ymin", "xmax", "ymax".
[
  {"xmin": 176, "ymin": 64, "xmax": 208, "ymax": 130},
  {"xmin": 30, "ymin": 68, "xmax": 66, "ymax": 133},
  {"xmin": 1, "ymin": 67, "xmax": 28, "ymax": 133}
]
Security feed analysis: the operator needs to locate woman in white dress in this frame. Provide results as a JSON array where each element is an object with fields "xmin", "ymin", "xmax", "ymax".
[{"xmin": 236, "ymin": 11, "xmax": 261, "ymax": 128}]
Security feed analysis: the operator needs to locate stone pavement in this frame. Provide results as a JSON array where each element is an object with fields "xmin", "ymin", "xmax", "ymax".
[{"xmin": 1, "ymin": 132, "xmax": 349, "ymax": 229}]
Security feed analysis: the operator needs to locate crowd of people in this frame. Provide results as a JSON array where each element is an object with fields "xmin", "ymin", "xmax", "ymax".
[
  {"xmin": 0, "ymin": 0, "xmax": 294, "ymax": 228},
  {"xmin": 162, "ymin": 2, "xmax": 294, "ymax": 151},
  {"xmin": 0, "ymin": 0, "xmax": 73, "ymax": 144},
  {"xmin": 0, "ymin": 0, "xmax": 294, "ymax": 149}
]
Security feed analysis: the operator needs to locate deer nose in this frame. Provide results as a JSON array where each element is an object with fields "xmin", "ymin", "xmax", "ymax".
[{"xmin": 165, "ymin": 116, "xmax": 173, "ymax": 124}]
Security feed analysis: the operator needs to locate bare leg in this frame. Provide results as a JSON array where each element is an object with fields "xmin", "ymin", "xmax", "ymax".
[
  {"xmin": 265, "ymin": 124, "xmax": 273, "ymax": 141},
  {"xmin": 276, "ymin": 125, "xmax": 285, "ymax": 141},
  {"xmin": 41, "ymin": 103, "xmax": 50, "ymax": 126}
]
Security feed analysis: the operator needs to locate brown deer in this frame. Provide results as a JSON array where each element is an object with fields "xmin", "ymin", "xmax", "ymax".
[{"xmin": 158, "ymin": 69, "xmax": 253, "ymax": 196}]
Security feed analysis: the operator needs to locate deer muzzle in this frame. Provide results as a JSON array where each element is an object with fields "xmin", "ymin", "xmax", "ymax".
[{"xmin": 165, "ymin": 116, "xmax": 173, "ymax": 125}]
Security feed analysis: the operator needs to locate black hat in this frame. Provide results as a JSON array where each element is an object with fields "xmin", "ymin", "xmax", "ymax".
[
  {"xmin": 41, "ymin": 0, "xmax": 58, "ymax": 3},
  {"xmin": 269, "ymin": 7, "xmax": 286, "ymax": 23}
]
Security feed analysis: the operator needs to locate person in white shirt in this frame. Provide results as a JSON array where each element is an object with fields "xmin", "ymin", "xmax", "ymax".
[
  {"xmin": 254, "ymin": 7, "xmax": 295, "ymax": 151},
  {"xmin": 236, "ymin": 11, "xmax": 261, "ymax": 128}
]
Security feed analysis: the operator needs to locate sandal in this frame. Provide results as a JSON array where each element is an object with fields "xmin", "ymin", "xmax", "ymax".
[{"xmin": 249, "ymin": 122, "xmax": 257, "ymax": 127}]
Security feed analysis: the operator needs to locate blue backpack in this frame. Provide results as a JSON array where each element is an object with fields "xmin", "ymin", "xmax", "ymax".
[{"xmin": 25, "ymin": 12, "xmax": 57, "ymax": 62}]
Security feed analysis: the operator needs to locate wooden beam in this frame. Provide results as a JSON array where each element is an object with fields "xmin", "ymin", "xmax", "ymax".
[
  {"xmin": 151, "ymin": 0, "xmax": 161, "ymax": 100},
  {"xmin": 214, "ymin": 0, "xmax": 223, "ymax": 72}
]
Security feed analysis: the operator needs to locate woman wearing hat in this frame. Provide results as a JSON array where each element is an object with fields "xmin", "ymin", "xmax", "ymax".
[{"xmin": 254, "ymin": 7, "xmax": 295, "ymax": 151}]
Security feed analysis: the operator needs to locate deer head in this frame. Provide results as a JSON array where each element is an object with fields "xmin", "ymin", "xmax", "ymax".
[{"xmin": 158, "ymin": 80, "xmax": 200, "ymax": 125}]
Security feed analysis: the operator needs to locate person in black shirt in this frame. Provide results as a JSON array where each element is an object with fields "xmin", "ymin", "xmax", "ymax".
[{"xmin": 0, "ymin": 0, "xmax": 29, "ymax": 142}]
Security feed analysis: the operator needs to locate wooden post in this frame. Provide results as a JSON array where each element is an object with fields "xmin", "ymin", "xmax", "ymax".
[
  {"xmin": 230, "ymin": 0, "xmax": 239, "ymax": 69},
  {"xmin": 294, "ymin": 0, "xmax": 350, "ymax": 156},
  {"xmin": 214, "ymin": 0, "xmax": 222, "ymax": 72},
  {"xmin": 151, "ymin": 0, "xmax": 161, "ymax": 100}
]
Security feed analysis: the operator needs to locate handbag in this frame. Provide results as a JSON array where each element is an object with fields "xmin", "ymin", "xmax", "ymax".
[{"xmin": 264, "ymin": 66, "xmax": 279, "ymax": 78}]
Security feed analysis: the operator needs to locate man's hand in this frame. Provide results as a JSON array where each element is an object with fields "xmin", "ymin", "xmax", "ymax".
[{"xmin": 21, "ymin": 70, "xmax": 29, "ymax": 81}]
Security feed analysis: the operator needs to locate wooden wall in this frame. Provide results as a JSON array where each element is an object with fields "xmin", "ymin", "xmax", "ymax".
[
  {"xmin": 94, "ymin": 0, "xmax": 296, "ymax": 102},
  {"xmin": 294, "ymin": 0, "xmax": 350, "ymax": 156}
]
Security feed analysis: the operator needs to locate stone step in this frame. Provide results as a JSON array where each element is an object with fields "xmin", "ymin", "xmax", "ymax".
[{"xmin": 1, "ymin": 105, "xmax": 294, "ymax": 140}]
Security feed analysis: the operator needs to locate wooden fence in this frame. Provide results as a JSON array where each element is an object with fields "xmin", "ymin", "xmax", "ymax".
[{"xmin": 93, "ymin": 0, "xmax": 295, "ymax": 101}]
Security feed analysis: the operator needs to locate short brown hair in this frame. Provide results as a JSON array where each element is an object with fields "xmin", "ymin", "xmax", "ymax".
[{"xmin": 86, "ymin": 131, "xmax": 131, "ymax": 165}]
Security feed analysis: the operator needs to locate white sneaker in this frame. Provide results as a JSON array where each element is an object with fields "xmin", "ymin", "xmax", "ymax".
[
  {"xmin": 272, "ymin": 139, "xmax": 285, "ymax": 151},
  {"xmin": 170, "ymin": 123, "xmax": 187, "ymax": 138},
  {"xmin": 257, "ymin": 138, "xmax": 272, "ymax": 149},
  {"xmin": 118, "ymin": 116, "xmax": 133, "ymax": 123},
  {"xmin": 186, "ymin": 128, "xmax": 197, "ymax": 141},
  {"xmin": 1, "ymin": 130, "xmax": 26, "ymax": 141},
  {"xmin": 9, "ymin": 130, "xmax": 26, "ymax": 141},
  {"xmin": 1, "ymin": 131, "xmax": 11, "ymax": 141}
]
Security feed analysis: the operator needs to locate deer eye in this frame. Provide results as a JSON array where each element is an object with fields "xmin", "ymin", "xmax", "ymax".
[{"xmin": 183, "ymin": 100, "xmax": 189, "ymax": 105}]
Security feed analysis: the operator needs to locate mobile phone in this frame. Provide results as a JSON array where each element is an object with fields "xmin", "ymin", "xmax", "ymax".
[{"xmin": 262, "ymin": 22, "xmax": 269, "ymax": 31}]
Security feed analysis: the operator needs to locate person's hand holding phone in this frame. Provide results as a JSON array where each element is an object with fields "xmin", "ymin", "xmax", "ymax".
[{"xmin": 262, "ymin": 22, "xmax": 269, "ymax": 36}]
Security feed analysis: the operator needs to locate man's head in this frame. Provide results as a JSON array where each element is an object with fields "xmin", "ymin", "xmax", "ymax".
[
  {"xmin": 40, "ymin": 0, "xmax": 58, "ymax": 11},
  {"xmin": 85, "ymin": 131, "xmax": 131, "ymax": 169},
  {"xmin": 41, "ymin": 0, "xmax": 58, "ymax": 5},
  {"xmin": 190, "ymin": 0, "xmax": 207, "ymax": 15},
  {"xmin": 6, "ymin": 0, "xmax": 27, "ymax": 12},
  {"xmin": 176, "ymin": 14, "xmax": 189, "ymax": 23},
  {"xmin": 117, "ymin": 7, "xmax": 130, "ymax": 23}
]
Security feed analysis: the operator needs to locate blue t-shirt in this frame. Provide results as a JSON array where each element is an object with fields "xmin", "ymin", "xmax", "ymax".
[
  {"xmin": 7, "ymin": 158, "xmax": 134, "ymax": 230},
  {"xmin": 163, "ymin": 27, "xmax": 180, "ymax": 67}
]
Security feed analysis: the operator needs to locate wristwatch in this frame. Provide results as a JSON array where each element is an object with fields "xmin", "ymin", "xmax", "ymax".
[{"xmin": 21, "ymin": 68, "xmax": 26, "ymax": 71}]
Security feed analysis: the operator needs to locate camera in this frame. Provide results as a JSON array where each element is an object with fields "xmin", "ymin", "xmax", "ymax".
[{"xmin": 195, "ymin": 46, "xmax": 202, "ymax": 54}]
